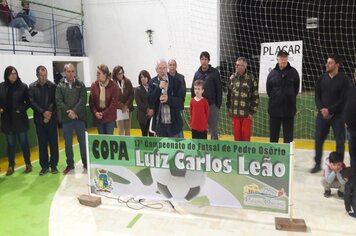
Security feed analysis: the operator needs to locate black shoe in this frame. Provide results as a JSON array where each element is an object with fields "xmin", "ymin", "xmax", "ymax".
[
  {"xmin": 22, "ymin": 37, "xmax": 29, "ymax": 42},
  {"xmin": 6, "ymin": 166, "xmax": 14, "ymax": 176},
  {"xmin": 310, "ymin": 165, "xmax": 321, "ymax": 174},
  {"xmin": 39, "ymin": 168, "xmax": 49, "ymax": 176},
  {"xmin": 349, "ymin": 212, "xmax": 356, "ymax": 218},
  {"xmin": 30, "ymin": 30, "xmax": 38, "ymax": 37},
  {"xmin": 337, "ymin": 191, "xmax": 344, "ymax": 198},
  {"xmin": 51, "ymin": 167, "xmax": 59, "ymax": 174},
  {"xmin": 63, "ymin": 166, "xmax": 74, "ymax": 175},
  {"xmin": 324, "ymin": 190, "xmax": 331, "ymax": 198},
  {"xmin": 83, "ymin": 163, "xmax": 87, "ymax": 170},
  {"xmin": 25, "ymin": 165, "xmax": 32, "ymax": 173}
]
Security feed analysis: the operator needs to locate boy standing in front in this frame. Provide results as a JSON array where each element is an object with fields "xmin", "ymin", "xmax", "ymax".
[
  {"xmin": 322, "ymin": 151, "xmax": 346, "ymax": 198},
  {"xmin": 190, "ymin": 80, "xmax": 209, "ymax": 139}
]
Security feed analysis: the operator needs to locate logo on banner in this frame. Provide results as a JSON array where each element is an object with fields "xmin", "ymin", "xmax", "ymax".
[
  {"xmin": 94, "ymin": 169, "xmax": 113, "ymax": 193},
  {"xmin": 243, "ymin": 184, "xmax": 286, "ymax": 210}
]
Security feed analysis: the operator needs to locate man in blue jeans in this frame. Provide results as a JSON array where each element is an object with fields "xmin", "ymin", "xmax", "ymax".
[
  {"xmin": 311, "ymin": 54, "xmax": 350, "ymax": 173},
  {"xmin": 56, "ymin": 63, "xmax": 87, "ymax": 175},
  {"xmin": 29, "ymin": 65, "xmax": 59, "ymax": 175}
]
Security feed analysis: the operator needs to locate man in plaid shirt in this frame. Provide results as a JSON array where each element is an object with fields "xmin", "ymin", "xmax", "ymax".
[{"xmin": 226, "ymin": 57, "xmax": 259, "ymax": 141}]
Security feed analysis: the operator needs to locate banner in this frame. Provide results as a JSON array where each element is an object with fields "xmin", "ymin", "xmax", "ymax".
[
  {"xmin": 258, "ymin": 40, "xmax": 303, "ymax": 93},
  {"xmin": 87, "ymin": 135, "xmax": 292, "ymax": 214}
]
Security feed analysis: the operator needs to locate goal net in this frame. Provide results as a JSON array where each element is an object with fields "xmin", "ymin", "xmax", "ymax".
[{"xmin": 215, "ymin": 0, "xmax": 356, "ymax": 140}]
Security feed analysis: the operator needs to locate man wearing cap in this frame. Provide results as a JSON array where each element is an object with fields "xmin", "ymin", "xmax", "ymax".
[{"xmin": 266, "ymin": 50, "xmax": 300, "ymax": 143}]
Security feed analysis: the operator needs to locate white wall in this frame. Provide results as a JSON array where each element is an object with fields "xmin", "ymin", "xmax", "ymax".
[
  {"xmin": 1, "ymin": 0, "xmax": 218, "ymax": 88},
  {"xmin": 82, "ymin": 0, "xmax": 218, "ymax": 87},
  {"xmin": 0, "ymin": 54, "xmax": 91, "ymax": 86}
]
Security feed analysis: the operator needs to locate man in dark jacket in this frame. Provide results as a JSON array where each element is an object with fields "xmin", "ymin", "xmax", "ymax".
[
  {"xmin": 344, "ymin": 73, "xmax": 356, "ymax": 168},
  {"xmin": 266, "ymin": 50, "xmax": 300, "ymax": 143},
  {"xmin": 148, "ymin": 59, "xmax": 184, "ymax": 137},
  {"xmin": 191, "ymin": 51, "xmax": 222, "ymax": 140},
  {"xmin": 29, "ymin": 65, "xmax": 59, "ymax": 175},
  {"xmin": 168, "ymin": 59, "xmax": 186, "ymax": 138},
  {"xmin": 56, "ymin": 63, "xmax": 87, "ymax": 174},
  {"xmin": 342, "ymin": 167, "xmax": 356, "ymax": 218},
  {"xmin": 311, "ymin": 54, "xmax": 350, "ymax": 173}
]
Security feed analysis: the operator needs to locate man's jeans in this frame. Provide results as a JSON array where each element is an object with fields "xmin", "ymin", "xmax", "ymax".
[
  {"xmin": 63, "ymin": 120, "xmax": 87, "ymax": 167},
  {"xmin": 208, "ymin": 104, "xmax": 220, "ymax": 140},
  {"xmin": 314, "ymin": 113, "xmax": 345, "ymax": 166}
]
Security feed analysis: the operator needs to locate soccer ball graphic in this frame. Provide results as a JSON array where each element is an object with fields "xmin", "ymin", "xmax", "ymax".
[{"xmin": 150, "ymin": 166, "xmax": 207, "ymax": 201}]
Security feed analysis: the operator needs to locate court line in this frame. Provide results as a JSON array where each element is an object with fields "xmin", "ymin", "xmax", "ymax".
[{"xmin": 127, "ymin": 213, "xmax": 143, "ymax": 228}]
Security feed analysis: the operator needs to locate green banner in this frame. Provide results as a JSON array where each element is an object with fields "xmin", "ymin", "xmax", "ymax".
[{"xmin": 88, "ymin": 134, "xmax": 291, "ymax": 213}]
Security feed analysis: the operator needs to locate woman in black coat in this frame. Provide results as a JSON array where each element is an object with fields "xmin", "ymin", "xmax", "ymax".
[
  {"xmin": 0, "ymin": 66, "xmax": 32, "ymax": 176},
  {"xmin": 134, "ymin": 70, "xmax": 154, "ymax": 137}
]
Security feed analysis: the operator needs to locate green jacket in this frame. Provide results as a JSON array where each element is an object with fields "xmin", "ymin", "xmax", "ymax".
[
  {"xmin": 56, "ymin": 78, "xmax": 87, "ymax": 123},
  {"xmin": 226, "ymin": 71, "xmax": 259, "ymax": 117}
]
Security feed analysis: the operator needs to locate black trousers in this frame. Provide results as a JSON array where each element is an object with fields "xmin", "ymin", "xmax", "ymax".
[
  {"xmin": 192, "ymin": 129, "xmax": 207, "ymax": 140},
  {"xmin": 139, "ymin": 120, "xmax": 154, "ymax": 137},
  {"xmin": 269, "ymin": 116, "xmax": 294, "ymax": 143}
]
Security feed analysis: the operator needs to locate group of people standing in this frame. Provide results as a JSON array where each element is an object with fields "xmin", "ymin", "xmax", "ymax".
[
  {"xmin": 0, "ymin": 62, "xmax": 140, "ymax": 176},
  {"xmin": 0, "ymin": 64, "xmax": 87, "ymax": 176},
  {"xmin": 0, "ymin": 51, "xmax": 222, "ymax": 177},
  {"xmin": 89, "ymin": 65, "xmax": 134, "ymax": 136},
  {"xmin": 1, "ymin": 50, "xmax": 356, "ymax": 182},
  {"xmin": 264, "ymin": 51, "xmax": 356, "ymax": 176},
  {"xmin": 148, "ymin": 52, "xmax": 223, "ymax": 141}
]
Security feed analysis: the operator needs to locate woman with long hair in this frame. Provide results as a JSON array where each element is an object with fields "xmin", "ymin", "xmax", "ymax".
[
  {"xmin": 112, "ymin": 65, "xmax": 134, "ymax": 136},
  {"xmin": 134, "ymin": 70, "xmax": 154, "ymax": 136}
]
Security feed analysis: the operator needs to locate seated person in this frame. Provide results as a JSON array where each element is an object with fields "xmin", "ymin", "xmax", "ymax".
[
  {"xmin": 321, "ymin": 151, "xmax": 346, "ymax": 198},
  {"xmin": 16, "ymin": 0, "xmax": 36, "ymax": 30},
  {"xmin": 0, "ymin": 0, "xmax": 37, "ymax": 42}
]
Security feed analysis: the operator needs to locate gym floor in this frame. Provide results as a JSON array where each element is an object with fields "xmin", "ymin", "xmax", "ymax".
[{"xmin": 0, "ymin": 129, "xmax": 354, "ymax": 235}]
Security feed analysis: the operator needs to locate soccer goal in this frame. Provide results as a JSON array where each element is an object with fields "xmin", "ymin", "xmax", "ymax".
[{"xmin": 209, "ymin": 0, "xmax": 356, "ymax": 140}]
